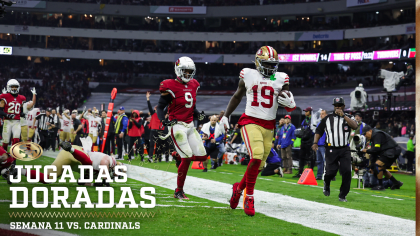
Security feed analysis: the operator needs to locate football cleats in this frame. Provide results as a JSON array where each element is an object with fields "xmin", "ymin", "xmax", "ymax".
[
  {"xmin": 6, "ymin": 79, "xmax": 20, "ymax": 94},
  {"xmin": 174, "ymin": 56, "xmax": 196, "ymax": 83},
  {"xmin": 255, "ymin": 46, "xmax": 279, "ymax": 77}
]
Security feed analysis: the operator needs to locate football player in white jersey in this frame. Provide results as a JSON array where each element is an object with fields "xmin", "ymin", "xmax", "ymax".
[
  {"xmin": 222, "ymin": 46, "xmax": 296, "ymax": 216},
  {"xmin": 8, "ymin": 139, "xmax": 123, "ymax": 186},
  {"xmin": 27, "ymin": 107, "xmax": 40, "ymax": 141},
  {"xmin": 58, "ymin": 109, "xmax": 72, "ymax": 143},
  {"xmin": 83, "ymin": 109, "xmax": 101, "ymax": 151}
]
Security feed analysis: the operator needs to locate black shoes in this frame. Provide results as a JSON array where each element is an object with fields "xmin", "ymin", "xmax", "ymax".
[
  {"xmin": 390, "ymin": 181, "xmax": 403, "ymax": 190},
  {"xmin": 323, "ymin": 181, "xmax": 330, "ymax": 197},
  {"xmin": 202, "ymin": 168, "xmax": 207, "ymax": 172},
  {"xmin": 60, "ymin": 142, "xmax": 72, "ymax": 152},
  {"xmin": 371, "ymin": 185, "xmax": 385, "ymax": 191},
  {"xmin": 339, "ymin": 197, "xmax": 347, "ymax": 202},
  {"xmin": 292, "ymin": 174, "xmax": 301, "ymax": 178},
  {"xmin": 174, "ymin": 189, "xmax": 189, "ymax": 200},
  {"xmin": 315, "ymin": 177, "xmax": 322, "ymax": 180}
]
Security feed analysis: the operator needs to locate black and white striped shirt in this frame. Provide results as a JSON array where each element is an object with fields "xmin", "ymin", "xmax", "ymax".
[
  {"xmin": 35, "ymin": 113, "xmax": 54, "ymax": 131},
  {"xmin": 316, "ymin": 113, "xmax": 355, "ymax": 147}
]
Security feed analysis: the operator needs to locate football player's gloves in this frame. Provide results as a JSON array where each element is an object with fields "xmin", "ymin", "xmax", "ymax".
[
  {"xmin": 31, "ymin": 87, "xmax": 36, "ymax": 95},
  {"xmin": 220, "ymin": 116, "xmax": 230, "ymax": 129},
  {"xmin": 162, "ymin": 118, "xmax": 177, "ymax": 127},
  {"xmin": 278, "ymin": 91, "xmax": 296, "ymax": 109},
  {"xmin": 198, "ymin": 111, "xmax": 206, "ymax": 121},
  {"xmin": 2, "ymin": 87, "xmax": 6, "ymax": 94}
]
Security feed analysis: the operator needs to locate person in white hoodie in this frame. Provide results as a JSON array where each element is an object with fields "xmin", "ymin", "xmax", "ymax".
[
  {"xmin": 200, "ymin": 115, "xmax": 225, "ymax": 172},
  {"xmin": 350, "ymin": 83, "xmax": 367, "ymax": 111}
]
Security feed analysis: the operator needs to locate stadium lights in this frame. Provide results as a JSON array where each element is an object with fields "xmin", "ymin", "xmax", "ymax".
[
  {"xmin": 167, "ymin": 17, "xmax": 170, "ymax": 19},
  {"xmin": 400, "ymin": 9, "xmax": 403, "ymax": 12},
  {"xmin": 205, "ymin": 62, "xmax": 208, "ymax": 64},
  {"xmin": 84, "ymin": 14, "xmax": 87, "ymax": 17},
  {"xmin": 233, "ymin": 41, "xmax": 236, "ymax": 43},
  {"xmin": 389, "ymin": 61, "xmax": 392, "ymax": 64},
  {"xmin": 90, "ymin": 14, "xmax": 92, "ymax": 17},
  {"xmin": 66, "ymin": 59, "xmax": 70, "ymax": 61},
  {"xmin": 376, "ymin": 11, "xmax": 379, "ymax": 14},
  {"xmin": 6, "ymin": 33, "xmax": 9, "ymax": 35}
]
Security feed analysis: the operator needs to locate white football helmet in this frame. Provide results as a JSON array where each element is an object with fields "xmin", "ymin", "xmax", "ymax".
[
  {"xmin": 7, "ymin": 79, "xmax": 20, "ymax": 94},
  {"xmin": 174, "ymin": 56, "xmax": 196, "ymax": 83}
]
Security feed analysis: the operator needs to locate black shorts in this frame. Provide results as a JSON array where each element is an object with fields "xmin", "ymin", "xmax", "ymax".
[{"xmin": 378, "ymin": 146, "xmax": 401, "ymax": 168}]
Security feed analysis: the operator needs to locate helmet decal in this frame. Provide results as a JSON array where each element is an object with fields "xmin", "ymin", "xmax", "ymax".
[
  {"xmin": 336, "ymin": 98, "xmax": 340, "ymax": 102},
  {"xmin": 257, "ymin": 49, "xmax": 262, "ymax": 56}
]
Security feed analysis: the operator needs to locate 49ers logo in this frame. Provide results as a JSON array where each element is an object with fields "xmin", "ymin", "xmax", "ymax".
[{"xmin": 257, "ymin": 49, "xmax": 263, "ymax": 56}]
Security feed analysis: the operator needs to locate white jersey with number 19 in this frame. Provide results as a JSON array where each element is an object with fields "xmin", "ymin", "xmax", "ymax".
[{"xmin": 240, "ymin": 68, "xmax": 289, "ymax": 121}]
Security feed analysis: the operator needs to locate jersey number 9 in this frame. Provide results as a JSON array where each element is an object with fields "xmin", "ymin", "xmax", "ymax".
[{"xmin": 185, "ymin": 92, "xmax": 193, "ymax": 108}]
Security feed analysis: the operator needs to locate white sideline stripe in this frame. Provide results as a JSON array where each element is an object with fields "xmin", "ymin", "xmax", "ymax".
[
  {"xmin": 40, "ymin": 152, "xmax": 415, "ymax": 235},
  {"xmin": 0, "ymin": 223, "xmax": 78, "ymax": 236},
  {"xmin": 125, "ymin": 165, "xmax": 415, "ymax": 236}
]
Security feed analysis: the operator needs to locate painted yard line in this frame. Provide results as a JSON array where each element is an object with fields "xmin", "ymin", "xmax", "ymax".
[
  {"xmin": 38, "ymin": 152, "xmax": 415, "ymax": 235},
  {"xmin": 0, "ymin": 223, "xmax": 78, "ymax": 236},
  {"xmin": 279, "ymin": 181, "xmax": 406, "ymax": 201},
  {"xmin": 126, "ymin": 164, "xmax": 415, "ymax": 236}
]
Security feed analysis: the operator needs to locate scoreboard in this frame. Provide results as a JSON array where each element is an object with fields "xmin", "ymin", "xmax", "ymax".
[{"xmin": 278, "ymin": 48, "xmax": 415, "ymax": 63}]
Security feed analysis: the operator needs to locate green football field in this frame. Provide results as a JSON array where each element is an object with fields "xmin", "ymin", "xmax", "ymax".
[{"xmin": 0, "ymin": 153, "xmax": 415, "ymax": 236}]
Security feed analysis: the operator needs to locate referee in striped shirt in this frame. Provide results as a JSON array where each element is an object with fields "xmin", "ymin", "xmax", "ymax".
[
  {"xmin": 35, "ymin": 108, "xmax": 55, "ymax": 150},
  {"xmin": 312, "ymin": 97, "xmax": 358, "ymax": 202}
]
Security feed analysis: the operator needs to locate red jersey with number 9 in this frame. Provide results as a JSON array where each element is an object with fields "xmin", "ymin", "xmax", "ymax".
[
  {"xmin": 0, "ymin": 93, "xmax": 26, "ymax": 120},
  {"xmin": 159, "ymin": 79, "xmax": 200, "ymax": 123}
]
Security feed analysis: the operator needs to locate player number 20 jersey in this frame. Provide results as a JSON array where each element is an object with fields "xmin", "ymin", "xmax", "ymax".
[{"xmin": 240, "ymin": 68, "xmax": 289, "ymax": 121}]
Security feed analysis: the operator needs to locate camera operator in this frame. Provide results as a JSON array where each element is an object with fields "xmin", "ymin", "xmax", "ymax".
[
  {"xmin": 294, "ymin": 107, "xmax": 314, "ymax": 178},
  {"xmin": 361, "ymin": 125, "xmax": 404, "ymax": 190},
  {"xmin": 261, "ymin": 143, "xmax": 283, "ymax": 177},
  {"xmin": 395, "ymin": 63, "xmax": 414, "ymax": 92},
  {"xmin": 200, "ymin": 115, "xmax": 225, "ymax": 172}
]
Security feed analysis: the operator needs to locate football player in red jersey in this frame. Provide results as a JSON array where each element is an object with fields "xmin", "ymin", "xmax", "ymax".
[
  {"xmin": 157, "ymin": 56, "xmax": 207, "ymax": 200},
  {"xmin": 0, "ymin": 79, "xmax": 36, "ymax": 150}
]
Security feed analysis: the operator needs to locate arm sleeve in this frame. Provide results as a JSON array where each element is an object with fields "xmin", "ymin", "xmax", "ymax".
[
  {"xmin": 157, "ymin": 94, "xmax": 172, "ymax": 121},
  {"xmin": 133, "ymin": 119, "xmax": 142, "ymax": 128},
  {"xmin": 120, "ymin": 117, "xmax": 128, "ymax": 133},
  {"xmin": 0, "ymin": 109, "xmax": 8, "ymax": 118},
  {"xmin": 193, "ymin": 105, "xmax": 200, "ymax": 119},
  {"xmin": 216, "ymin": 133, "xmax": 225, "ymax": 142},
  {"xmin": 128, "ymin": 121, "xmax": 133, "ymax": 129},
  {"xmin": 366, "ymin": 133, "xmax": 383, "ymax": 154},
  {"xmin": 291, "ymin": 126, "xmax": 296, "ymax": 141},
  {"xmin": 315, "ymin": 117, "xmax": 327, "ymax": 135},
  {"xmin": 35, "ymin": 114, "xmax": 41, "ymax": 120},
  {"xmin": 147, "ymin": 100, "xmax": 155, "ymax": 115}
]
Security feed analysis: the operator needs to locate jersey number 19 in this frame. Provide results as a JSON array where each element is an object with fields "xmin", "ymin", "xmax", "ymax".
[{"xmin": 251, "ymin": 85, "xmax": 274, "ymax": 108}]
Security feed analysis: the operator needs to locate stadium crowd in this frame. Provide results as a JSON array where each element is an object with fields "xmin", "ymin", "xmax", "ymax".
[
  {"xmin": 2, "ymin": 8, "xmax": 414, "ymax": 33},
  {"xmin": 43, "ymin": 0, "xmax": 337, "ymax": 6}
]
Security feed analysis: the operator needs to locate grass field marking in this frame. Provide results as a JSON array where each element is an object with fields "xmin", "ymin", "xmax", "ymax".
[
  {"xmin": 126, "ymin": 163, "xmax": 415, "ymax": 236},
  {"xmin": 0, "ymin": 223, "xmax": 78, "ymax": 236}
]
